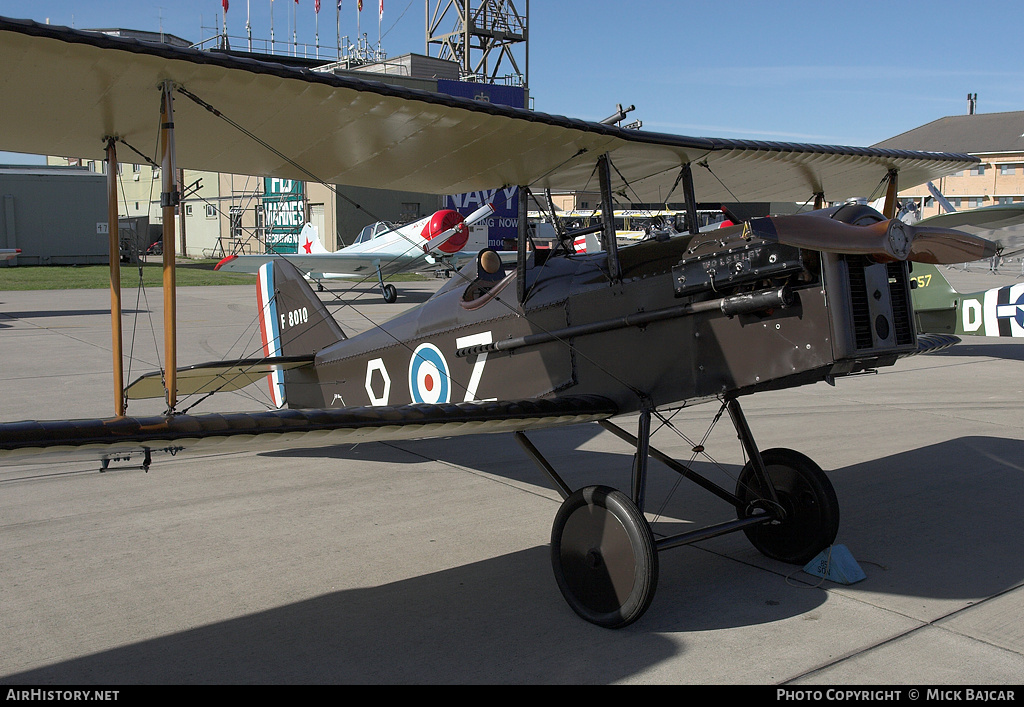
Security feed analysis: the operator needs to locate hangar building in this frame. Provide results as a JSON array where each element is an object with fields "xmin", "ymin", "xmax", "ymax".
[{"xmin": 0, "ymin": 165, "xmax": 109, "ymax": 266}]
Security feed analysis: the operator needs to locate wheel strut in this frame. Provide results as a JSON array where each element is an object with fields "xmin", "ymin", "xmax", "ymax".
[{"xmin": 524, "ymin": 396, "xmax": 840, "ymax": 628}]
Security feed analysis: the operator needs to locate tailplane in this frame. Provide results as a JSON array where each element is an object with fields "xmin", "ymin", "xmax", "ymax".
[{"xmin": 258, "ymin": 258, "xmax": 346, "ymax": 406}]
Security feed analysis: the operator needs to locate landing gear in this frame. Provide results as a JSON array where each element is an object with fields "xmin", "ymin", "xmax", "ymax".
[
  {"xmin": 517, "ymin": 395, "xmax": 842, "ymax": 628},
  {"xmin": 736, "ymin": 448, "xmax": 839, "ymax": 565},
  {"xmin": 550, "ymin": 486, "xmax": 658, "ymax": 629},
  {"xmin": 374, "ymin": 262, "xmax": 398, "ymax": 303}
]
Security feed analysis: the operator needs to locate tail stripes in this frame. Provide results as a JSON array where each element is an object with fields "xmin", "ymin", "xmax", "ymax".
[
  {"xmin": 256, "ymin": 258, "xmax": 348, "ymax": 409},
  {"xmin": 258, "ymin": 263, "xmax": 286, "ymax": 407}
]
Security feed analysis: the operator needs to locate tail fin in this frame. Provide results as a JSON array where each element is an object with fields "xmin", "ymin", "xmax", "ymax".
[
  {"xmin": 257, "ymin": 258, "xmax": 346, "ymax": 407},
  {"xmin": 911, "ymin": 262, "xmax": 1024, "ymax": 337},
  {"xmin": 299, "ymin": 223, "xmax": 332, "ymax": 254}
]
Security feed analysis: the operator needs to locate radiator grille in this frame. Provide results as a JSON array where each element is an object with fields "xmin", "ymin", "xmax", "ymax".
[
  {"xmin": 886, "ymin": 261, "xmax": 915, "ymax": 346},
  {"xmin": 844, "ymin": 257, "xmax": 915, "ymax": 351},
  {"xmin": 846, "ymin": 258, "xmax": 874, "ymax": 349}
]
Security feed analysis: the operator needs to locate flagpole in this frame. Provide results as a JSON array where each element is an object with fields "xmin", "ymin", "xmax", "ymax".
[
  {"xmin": 246, "ymin": 0, "xmax": 251, "ymax": 51},
  {"xmin": 336, "ymin": 0, "xmax": 340, "ymax": 60},
  {"xmin": 315, "ymin": 1, "xmax": 320, "ymax": 59},
  {"xmin": 270, "ymin": 0, "xmax": 275, "ymax": 53}
]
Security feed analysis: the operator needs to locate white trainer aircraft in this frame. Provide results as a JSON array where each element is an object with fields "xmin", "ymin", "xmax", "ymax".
[{"xmin": 214, "ymin": 203, "xmax": 496, "ymax": 302}]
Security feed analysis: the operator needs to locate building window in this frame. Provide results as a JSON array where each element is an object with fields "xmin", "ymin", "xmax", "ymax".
[
  {"xmin": 1000, "ymin": 164, "xmax": 1016, "ymax": 176},
  {"xmin": 230, "ymin": 207, "xmax": 243, "ymax": 239},
  {"xmin": 966, "ymin": 197, "xmax": 984, "ymax": 209},
  {"xmin": 997, "ymin": 196, "xmax": 1016, "ymax": 205},
  {"xmin": 969, "ymin": 165, "xmax": 986, "ymax": 176},
  {"xmin": 132, "ymin": 163, "xmax": 141, "ymax": 173},
  {"xmin": 206, "ymin": 204, "xmax": 217, "ymax": 219},
  {"xmin": 184, "ymin": 204, "xmax": 193, "ymax": 216},
  {"xmin": 400, "ymin": 202, "xmax": 420, "ymax": 220}
]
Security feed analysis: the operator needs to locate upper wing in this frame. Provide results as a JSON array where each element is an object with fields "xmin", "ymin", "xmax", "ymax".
[
  {"xmin": 0, "ymin": 17, "xmax": 978, "ymax": 203},
  {"xmin": 0, "ymin": 396, "xmax": 617, "ymax": 466}
]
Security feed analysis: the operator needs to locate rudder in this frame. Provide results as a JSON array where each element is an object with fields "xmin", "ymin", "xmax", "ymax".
[{"xmin": 257, "ymin": 258, "xmax": 346, "ymax": 407}]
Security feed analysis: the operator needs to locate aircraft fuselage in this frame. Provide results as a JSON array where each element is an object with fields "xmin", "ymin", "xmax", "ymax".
[{"xmin": 283, "ymin": 224, "xmax": 920, "ymax": 415}]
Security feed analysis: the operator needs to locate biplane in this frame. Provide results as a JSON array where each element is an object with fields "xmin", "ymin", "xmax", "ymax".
[
  {"xmin": 0, "ymin": 17, "xmax": 999, "ymax": 628},
  {"xmin": 213, "ymin": 203, "xmax": 496, "ymax": 302}
]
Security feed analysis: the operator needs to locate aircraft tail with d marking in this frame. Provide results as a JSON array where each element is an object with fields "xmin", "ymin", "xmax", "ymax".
[
  {"xmin": 258, "ymin": 258, "xmax": 346, "ymax": 407},
  {"xmin": 911, "ymin": 263, "xmax": 1024, "ymax": 338}
]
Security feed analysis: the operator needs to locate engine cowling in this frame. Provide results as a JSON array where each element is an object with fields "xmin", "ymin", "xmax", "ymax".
[{"xmin": 421, "ymin": 209, "xmax": 470, "ymax": 254}]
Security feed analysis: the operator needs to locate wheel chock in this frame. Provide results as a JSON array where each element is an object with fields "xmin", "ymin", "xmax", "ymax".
[{"xmin": 802, "ymin": 544, "xmax": 866, "ymax": 584}]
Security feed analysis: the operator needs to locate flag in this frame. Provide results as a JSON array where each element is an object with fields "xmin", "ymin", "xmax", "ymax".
[
  {"xmin": 315, "ymin": 0, "xmax": 320, "ymax": 11},
  {"xmin": 357, "ymin": 0, "xmax": 362, "ymax": 11},
  {"xmin": 379, "ymin": 0, "xmax": 383, "ymax": 20},
  {"xmin": 222, "ymin": 0, "xmax": 229, "ymax": 12}
]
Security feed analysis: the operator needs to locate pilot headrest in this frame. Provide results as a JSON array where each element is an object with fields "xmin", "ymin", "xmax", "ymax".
[{"xmin": 479, "ymin": 248, "xmax": 503, "ymax": 275}]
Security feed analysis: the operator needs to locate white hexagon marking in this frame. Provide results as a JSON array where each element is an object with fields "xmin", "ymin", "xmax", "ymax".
[{"xmin": 365, "ymin": 358, "xmax": 391, "ymax": 406}]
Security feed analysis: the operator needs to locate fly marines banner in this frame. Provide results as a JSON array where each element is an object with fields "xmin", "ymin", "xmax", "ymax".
[{"xmin": 262, "ymin": 178, "xmax": 305, "ymax": 254}]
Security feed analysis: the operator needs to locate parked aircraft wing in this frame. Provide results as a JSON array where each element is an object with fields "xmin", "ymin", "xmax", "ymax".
[
  {"xmin": 0, "ymin": 396, "xmax": 617, "ymax": 466},
  {"xmin": 0, "ymin": 17, "xmax": 978, "ymax": 204},
  {"xmin": 915, "ymin": 203, "xmax": 1024, "ymax": 248},
  {"xmin": 214, "ymin": 251, "xmax": 427, "ymax": 277}
]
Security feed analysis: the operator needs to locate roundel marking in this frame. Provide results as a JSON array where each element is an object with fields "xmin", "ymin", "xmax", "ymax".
[{"xmin": 409, "ymin": 343, "xmax": 451, "ymax": 404}]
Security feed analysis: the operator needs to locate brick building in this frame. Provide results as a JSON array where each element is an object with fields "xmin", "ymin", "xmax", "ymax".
[{"xmin": 873, "ymin": 110, "xmax": 1024, "ymax": 219}]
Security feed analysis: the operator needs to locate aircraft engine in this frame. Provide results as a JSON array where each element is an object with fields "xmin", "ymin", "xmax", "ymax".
[{"xmin": 421, "ymin": 209, "xmax": 470, "ymax": 253}]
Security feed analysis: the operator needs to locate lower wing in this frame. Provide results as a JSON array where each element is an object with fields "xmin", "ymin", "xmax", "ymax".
[{"xmin": 0, "ymin": 396, "xmax": 617, "ymax": 466}]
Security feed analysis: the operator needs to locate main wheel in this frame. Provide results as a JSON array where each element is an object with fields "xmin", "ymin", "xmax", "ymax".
[
  {"xmin": 736, "ymin": 448, "xmax": 839, "ymax": 565},
  {"xmin": 550, "ymin": 485, "xmax": 658, "ymax": 628},
  {"xmin": 382, "ymin": 283, "xmax": 398, "ymax": 303}
]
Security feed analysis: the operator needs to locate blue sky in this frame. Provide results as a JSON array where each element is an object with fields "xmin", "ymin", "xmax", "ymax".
[{"xmin": 2, "ymin": 0, "xmax": 1022, "ymax": 164}]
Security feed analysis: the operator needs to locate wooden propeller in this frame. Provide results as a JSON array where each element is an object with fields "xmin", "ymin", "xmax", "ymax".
[{"xmin": 748, "ymin": 214, "xmax": 998, "ymax": 264}]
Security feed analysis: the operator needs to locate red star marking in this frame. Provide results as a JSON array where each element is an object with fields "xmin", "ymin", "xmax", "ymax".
[{"xmin": 303, "ymin": 239, "xmax": 313, "ymax": 254}]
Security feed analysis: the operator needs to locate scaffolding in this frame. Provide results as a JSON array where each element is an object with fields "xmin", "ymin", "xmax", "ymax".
[{"xmin": 426, "ymin": 0, "xmax": 528, "ymax": 87}]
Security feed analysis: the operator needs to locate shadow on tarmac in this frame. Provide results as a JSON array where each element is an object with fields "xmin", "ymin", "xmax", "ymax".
[
  {"xmin": 928, "ymin": 341, "xmax": 1024, "ymax": 361},
  {"xmin": 263, "ymin": 430, "xmax": 1024, "ymax": 607},
  {"xmin": 0, "ymin": 309, "xmax": 147, "ymax": 328},
  {"xmin": 3, "ymin": 435, "xmax": 1021, "ymax": 684}
]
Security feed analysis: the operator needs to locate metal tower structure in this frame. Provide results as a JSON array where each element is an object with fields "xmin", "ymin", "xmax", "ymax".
[{"xmin": 426, "ymin": 0, "xmax": 528, "ymax": 87}]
